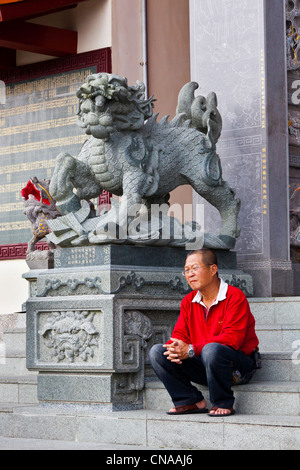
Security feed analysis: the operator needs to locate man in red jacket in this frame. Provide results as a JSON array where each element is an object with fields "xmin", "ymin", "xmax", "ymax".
[{"xmin": 149, "ymin": 248, "xmax": 259, "ymax": 416}]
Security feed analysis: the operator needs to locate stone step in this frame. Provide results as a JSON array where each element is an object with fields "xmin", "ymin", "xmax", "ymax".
[
  {"xmin": 249, "ymin": 297, "xmax": 300, "ymax": 326},
  {"xmin": 144, "ymin": 351, "xmax": 300, "ymax": 383},
  {"xmin": 0, "ymin": 405, "xmax": 299, "ymax": 450},
  {"xmin": 256, "ymin": 352, "xmax": 300, "ymax": 381},
  {"xmin": 2, "ymin": 329, "xmax": 26, "ymax": 352},
  {"xmin": 0, "ymin": 313, "xmax": 25, "ymax": 343},
  {"xmin": 0, "ymin": 376, "xmax": 38, "ymax": 405},
  {"xmin": 143, "ymin": 379, "xmax": 300, "ymax": 416},
  {"xmin": 256, "ymin": 324, "xmax": 300, "ymax": 352},
  {"xmin": 0, "ymin": 403, "xmax": 36, "ymax": 413},
  {"xmin": 0, "ymin": 352, "xmax": 36, "ymax": 377},
  {"xmin": 0, "ymin": 352, "xmax": 298, "ymax": 410}
]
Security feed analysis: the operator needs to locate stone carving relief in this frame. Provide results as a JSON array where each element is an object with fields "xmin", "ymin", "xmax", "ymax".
[
  {"xmin": 122, "ymin": 310, "xmax": 153, "ymax": 391},
  {"xmin": 290, "ymin": 183, "xmax": 300, "ymax": 249},
  {"xmin": 286, "ymin": 0, "xmax": 300, "ymax": 70},
  {"xmin": 286, "ymin": 2, "xmax": 300, "ymax": 257},
  {"xmin": 37, "ymin": 270, "xmax": 190, "ymax": 297},
  {"xmin": 112, "ymin": 307, "xmax": 183, "ymax": 400},
  {"xmin": 39, "ymin": 310, "xmax": 100, "ymax": 363},
  {"xmin": 288, "ymin": 113, "xmax": 300, "ymax": 145},
  {"xmin": 124, "ymin": 310, "xmax": 154, "ymax": 348},
  {"xmin": 112, "ymin": 310, "xmax": 154, "ymax": 406}
]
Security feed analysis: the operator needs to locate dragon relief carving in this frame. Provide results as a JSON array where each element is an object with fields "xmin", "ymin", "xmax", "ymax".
[
  {"xmin": 39, "ymin": 310, "xmax": 100, "ymax": 363},
  {"xmin": 45, "ymin": 73, "xmax": 240, "ymax": 250}
]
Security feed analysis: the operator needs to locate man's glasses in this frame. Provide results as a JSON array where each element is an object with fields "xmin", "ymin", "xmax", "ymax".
[{"xmin": 182, "ymin": 264, "xmax": 214, "ymax": 276}]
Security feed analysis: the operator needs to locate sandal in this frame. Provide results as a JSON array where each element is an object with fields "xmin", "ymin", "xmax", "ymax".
[{"xmin": 167, "ymin": 403, "xmax": 208, "ymax": 415}]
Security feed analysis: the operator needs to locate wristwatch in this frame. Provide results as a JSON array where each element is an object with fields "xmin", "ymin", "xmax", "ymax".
[{"xmin": 188, "ymin": 344, "xmax": 195, "ymax": 358}]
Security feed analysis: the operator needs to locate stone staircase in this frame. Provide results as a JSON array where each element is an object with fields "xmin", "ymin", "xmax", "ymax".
[
  {"xmin": 0, "ymin": 312, "xmax": 37, "ymax": 410},
  {"xmin": 0, "ymin": 298, "xmax": 300, "ymax": 450}
]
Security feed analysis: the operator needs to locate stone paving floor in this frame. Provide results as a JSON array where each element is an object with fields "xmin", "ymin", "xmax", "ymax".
[{"xmin": 0, "ymin": 436, "xmax": 163, "ymax": 450}]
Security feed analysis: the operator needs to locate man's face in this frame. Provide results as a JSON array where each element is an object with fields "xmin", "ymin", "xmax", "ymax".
[{"xmin": 183, "ymin": 253, "xmax": 217, "ymax": 291}]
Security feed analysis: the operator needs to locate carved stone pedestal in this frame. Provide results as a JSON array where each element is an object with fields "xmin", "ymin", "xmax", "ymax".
[{"xmin": 24, "ymin": 245, "xmax": 252, "ymax": 410}]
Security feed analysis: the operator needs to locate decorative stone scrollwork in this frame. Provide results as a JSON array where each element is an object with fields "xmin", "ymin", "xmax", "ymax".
[
  {"xmin": 112, "ymin": 373, "xmax": 144, "ymax": 408},
  {"xmin": 290, "ymin": 183, "xmax": 300, "ymax": 249},
  {"xmin": 37, "ymin": 270, "xmax": 190, "ymax": 297},
  {"xmin": 39, "ymin": 310, "xmax": 100, "ymax": 363},
  {"xmin": 286, "ymin": 0, "xmax": 300, "ymax": 70},
  {"xmin": 114, "ymin": 311, "xmax": 154, "ymax": 393}
]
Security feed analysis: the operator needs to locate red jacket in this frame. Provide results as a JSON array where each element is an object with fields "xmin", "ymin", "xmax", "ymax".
[{"xmin": 170, "ymin": 284, "xmax": 259, "ymax": 356}]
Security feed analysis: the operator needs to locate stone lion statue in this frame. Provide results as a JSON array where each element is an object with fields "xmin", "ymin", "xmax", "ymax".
[{"xmin": 48, "ymin": 73, "xmax": 240, "ymax": 249}]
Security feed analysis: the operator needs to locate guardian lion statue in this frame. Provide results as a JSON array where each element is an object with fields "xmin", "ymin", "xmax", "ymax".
[{"xmin": 48, "ymin": 73, "xmax": 240, "ymax": 249}]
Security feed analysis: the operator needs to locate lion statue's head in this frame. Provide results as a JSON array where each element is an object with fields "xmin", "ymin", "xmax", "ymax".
[{"xmin": 76, "ymin": 73, "xmax": 155, "ymax": 139}]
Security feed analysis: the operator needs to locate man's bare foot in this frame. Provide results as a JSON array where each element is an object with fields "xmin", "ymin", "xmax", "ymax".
[
  {"xmin": 195, "ymin": 398, "xmax": 207, "ymax": 410},
  {"xmin": 208, "ymin": 406, "xmax": 235, "ymax": 417},
  {"xmin": 168, "ymin": 398, "xmax": 207, "ymax": 413}
]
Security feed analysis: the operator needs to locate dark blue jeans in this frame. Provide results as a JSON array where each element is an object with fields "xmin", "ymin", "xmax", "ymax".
[{"xmin": 148, "ymin": 342, "xmax": 254, "ymax": 409}]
